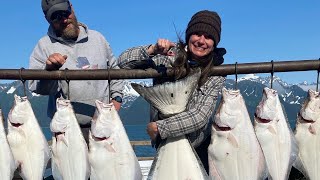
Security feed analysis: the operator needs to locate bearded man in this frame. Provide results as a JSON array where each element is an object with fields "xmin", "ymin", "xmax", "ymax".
[{"xmin": 28, "ymin": 0, "xmax": 124, "ymax": 142}]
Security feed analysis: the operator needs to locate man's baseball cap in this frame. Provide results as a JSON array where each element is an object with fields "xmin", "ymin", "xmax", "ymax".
[{"xmin": 41, "ymin": 0, "xmax": 71, "ymax": 21}]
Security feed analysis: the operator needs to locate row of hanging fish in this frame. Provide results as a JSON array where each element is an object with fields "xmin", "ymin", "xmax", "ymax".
[
  {"xmin": 0, "ymin": 95, "xmax": 142, "ymax": 180},
  {"xmin": 209, "ymin": 87, "xmax": 320, "ymax": 180},
  {"xmin": 132, "ymin": 67, "xmax": 320, "ymax": 180},
  {"xmin": 1, "ymin": 75, "xmax": 319, "ymax": 180}
]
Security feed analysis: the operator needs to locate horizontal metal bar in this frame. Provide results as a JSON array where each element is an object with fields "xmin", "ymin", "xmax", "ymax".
[
  {"xmin": 0, "ymin": 68, "xmax": 174, "ymax": 80},
  {"xmin": 0, "ymin": 59, "xmax": 319, "ymax": 80},
  {"xmin": 211, "ymin": 59, "xmax": 320, "ymax": 76},
  {"xmin": 130, "ymin": 140, "xmax": 152, "ymax": 146}
]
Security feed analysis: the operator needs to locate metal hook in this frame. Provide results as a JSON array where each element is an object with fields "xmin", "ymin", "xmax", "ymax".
[
  {"xmin": 235, "ymin": 62, "xmax": 238, "ymax": 90},
  {"xmin": 270, "ymin": 60, "xmax": 274, "ymax": 89},
  {"xmin": 107, "ymin": 61, "xmax": 111, "ymax": 104},
  {"xmin": 317, "ymin": 58, "xmax": 320, "ymax": 92},
  {"xmin": 19, "ymin": 68, "xmax": 27, "ymax": 97},
  {"xmin": 64, "ymin": 68, "xmax": 70, "ymax": 100}
]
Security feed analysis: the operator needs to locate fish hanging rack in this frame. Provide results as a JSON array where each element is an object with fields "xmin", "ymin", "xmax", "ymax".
[{"xmin": 0, "ymin": 59, "xmax": 320, "ymax": 80}]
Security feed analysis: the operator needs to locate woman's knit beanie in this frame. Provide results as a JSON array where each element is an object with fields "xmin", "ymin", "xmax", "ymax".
[{"xmin": 185, "ymin": 10, "xmax": 221, "ymax": 46}]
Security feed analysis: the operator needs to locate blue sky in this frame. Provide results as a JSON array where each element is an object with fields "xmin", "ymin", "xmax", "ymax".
[{"xmin": 1, "ymin": 0, "xmax": 319, "ymax": 84}]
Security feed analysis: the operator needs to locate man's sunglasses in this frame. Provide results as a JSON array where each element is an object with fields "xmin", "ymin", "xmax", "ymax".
[{"xmin": 50, "ymin": 7, "xmax": 72, "ymax": 22}]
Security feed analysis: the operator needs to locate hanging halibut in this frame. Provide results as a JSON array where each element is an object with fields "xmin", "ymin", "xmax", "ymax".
[
  {"xmin": 254, "ymin": 87, "xmax": 298, "ymax": 180},
  {"xmin": 50, "ymin": 98, "xmax": 90, "ymax": 180},
  {"xmin": 132, "ymin": 69, "xmax": 209, "ymax": 180},
  {"xmin": 208, "ymin": 87, "xmax": 266, "ymax": 180},
  {"xmin": 0, "ymin": 109, "xmax": 16, "ymax": 180},
  {"xmin": 7, "ymin": 95, "xmax": 50, "ymax": 179},
  {"xmin": 88, "ymin": 101, "xmax": 142, "ymax": 180},
  {"xmin": 294, "ymin": 89, "xmax": 320, "ymax": 180}
]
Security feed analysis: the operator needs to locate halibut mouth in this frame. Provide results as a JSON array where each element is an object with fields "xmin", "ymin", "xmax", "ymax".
[
  {"xmin": 91, "ymin": 134, "xmax": 109, "ymax": 141},
  {"xmin": 254, "ymin": 113, "xmax": 272, "ymax": 123},
  {"xmin": 213, "ymin": 122, "xmax": 232, "ymax": 131},
  {"xmin": 10, "ymin": 122, "xmax": 23, "ymax": 127},
  {"xmin": 298, "ymin": 113, "xmax": 316, "ymax": 124},
  {"xmin": 54, "ymin": 132, "xmax": 65, "ymax": 138}
]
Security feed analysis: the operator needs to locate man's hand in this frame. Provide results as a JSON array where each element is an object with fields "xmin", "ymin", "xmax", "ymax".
[
  {"xmin": 111, "ymin": 100, "xmax": 121, "ymax": 111},
  {"xmin": 147, "ymin": 122, "xmax": 159, "ymax": 141},
  {"xmin": 45, "ymin": 53, "xmax": 68, "ymax": 70}
]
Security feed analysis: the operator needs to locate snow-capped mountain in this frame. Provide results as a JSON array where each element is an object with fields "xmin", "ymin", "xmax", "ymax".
[
  {"xmin": 238, "ymin": 74, "xmax": 289, "ymax": 89},
  {"xmin": 234, "ymin": 74, "xmax": 308, "ymax": 105},
  {"xmin": 296, "ymin": 81, "xmax": 318, "ymax": 92}
]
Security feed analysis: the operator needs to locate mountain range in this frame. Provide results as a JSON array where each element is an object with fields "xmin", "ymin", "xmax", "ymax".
[{"xmin": 0, "ymin": 74, "xmax": 316, "ymax": 130}]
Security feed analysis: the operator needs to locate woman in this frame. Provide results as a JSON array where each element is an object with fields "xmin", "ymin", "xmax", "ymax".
[{"xmin": 118, "ymin": 10, "xmax": 226, "ymax": 173}]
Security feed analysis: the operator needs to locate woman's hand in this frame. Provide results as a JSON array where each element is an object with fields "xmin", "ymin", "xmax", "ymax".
[
  {"xmin": 148, "ymin": 39, "xmax": 175, "ymax": 56},
  {"xmin": 146, "ymin": 122, "xmax": 159, "ymax": 141},
  {"xmin": 111, "ymin": 100, "xmax": 121, "ymax": 111}
]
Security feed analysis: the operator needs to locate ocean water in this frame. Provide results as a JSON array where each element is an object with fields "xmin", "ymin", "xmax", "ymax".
[{"xmin": 42, "ymin": 125, "xmax": 156, "ymax": 158}]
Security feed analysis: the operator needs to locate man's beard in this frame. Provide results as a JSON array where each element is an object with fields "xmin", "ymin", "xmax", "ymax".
[{"xmin": 55, "ymin": 16, "xmax": 79, "ymax": 40}]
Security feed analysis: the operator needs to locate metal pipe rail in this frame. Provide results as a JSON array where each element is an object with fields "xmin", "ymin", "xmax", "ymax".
[{"xmin": 1, "ymin": 59, "xmax": 319, "ymax": 80}]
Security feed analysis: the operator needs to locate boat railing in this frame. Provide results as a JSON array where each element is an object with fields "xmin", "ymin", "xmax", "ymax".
[{"xmin": 130, "ymin": 140, "xmax": 154, "ymax": 161}]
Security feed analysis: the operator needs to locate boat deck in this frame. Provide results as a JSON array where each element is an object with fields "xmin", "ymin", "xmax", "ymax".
[{"xmin": 139, "ymin": 160, "xmax": 153, "ymax": 180}]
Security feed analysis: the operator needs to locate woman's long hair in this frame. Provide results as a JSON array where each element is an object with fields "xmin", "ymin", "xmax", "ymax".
[{"xmin": 173, "ymin": 38, "xmax": 225, "ymax": 88}]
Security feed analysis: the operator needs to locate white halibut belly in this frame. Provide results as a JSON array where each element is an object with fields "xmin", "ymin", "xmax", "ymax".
[
  {"xmin": 209, "ymin": 132, "xmax": 239, "ymax": 180},
  {"xmin": 7, "ymin": 95, "xmax": 50, "ymax": 180},
  {"xmin": 295, "ymin": 123, "xmax": 320, "ymax": 180},
  {"xmin": 89, "ymin": 146, "xmax": 116, "ymax": 180},
  {"xmin": 0, "ymin": 142, "xmax": 15, "ymax": 180},
  {"xmin": 209, "ymin": 88, "xmax": 266, "ymax": 180},
  {"xmin": 150, "ymin": 136, "xmax": 206, "ymax": 180},
  {"xmin": 208, "ymin": 133, "xmax": 238, "ymax": 180},
  {"xmin": 255, "ymin": 123, "xmax": 292, "ymax": 180},
  {"xmin": 8, "ymin": 129, "xmax": 50, "ymax": 180},
  {"xmin": 0, "ymin": 120, "xmax": 15, "ymax": 180},
  {"xmin": 209, "ymin": 129, "xmax": 263, "ymax": 180},
  {"xmin": 88, "ymin": 102, "xmax": 142, "ymax": 180},
  {"xmin": 254, "ymin": 87, "xmax": 298, "ymax": 180},
  {"xmin": 130, "ymin": 71, "xmax": 204, "ymax": 179},
  {"xmin": 50, "ymin": 99, "xmax": 90, "ymax": 180},
  {"xmin": 52, "ymin": 137, "xmax": 89, "ymax": 180},
  {"xmin": 89, "ymin": 145, "xmax": 141, "ymax": 180}
]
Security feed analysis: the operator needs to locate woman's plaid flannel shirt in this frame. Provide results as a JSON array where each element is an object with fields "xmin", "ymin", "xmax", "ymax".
[{"xmin": 118, "ymin": 45, "xmax": 225, "ymax": 147}]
